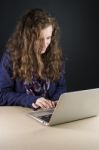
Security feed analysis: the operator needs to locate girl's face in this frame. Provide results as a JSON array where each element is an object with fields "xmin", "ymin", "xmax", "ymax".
[{"xmin": 38, "ymin": 25, "xmax": 53, "ymax": 54}]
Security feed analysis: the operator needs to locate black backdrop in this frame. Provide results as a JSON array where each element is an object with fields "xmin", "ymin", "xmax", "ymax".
[{"xmin": 0, "ymin": 0, "xmax": 99, "ymax": 91}]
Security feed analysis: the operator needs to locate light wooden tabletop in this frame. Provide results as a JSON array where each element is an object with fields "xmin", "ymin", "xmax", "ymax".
[{"xmin": 0, "ymin": 106, "xmax": 99, "ymax": 150}]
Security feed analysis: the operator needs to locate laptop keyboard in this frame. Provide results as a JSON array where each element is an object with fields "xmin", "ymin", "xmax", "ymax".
[{"xmin": 39, "ymin": 114, "xmax": 52, "ymax": 122}]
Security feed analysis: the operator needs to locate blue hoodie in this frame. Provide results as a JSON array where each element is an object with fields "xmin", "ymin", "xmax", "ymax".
[{"xmin": 0, "ymin": 50, "xmax": 66, "ymax": 108}]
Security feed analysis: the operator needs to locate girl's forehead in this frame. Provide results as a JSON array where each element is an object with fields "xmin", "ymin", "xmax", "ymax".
[{"xmin": 40, "ymin": 25, "xmax": 53, "ymax": 36}]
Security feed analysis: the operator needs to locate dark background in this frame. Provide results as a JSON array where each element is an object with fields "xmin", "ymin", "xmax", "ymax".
[{"xmin": 0, "ymin": 0, "xmax": 99, "ymax": 92}]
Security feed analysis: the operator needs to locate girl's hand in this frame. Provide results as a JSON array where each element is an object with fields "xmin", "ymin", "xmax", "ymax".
[{"xmin": 32, "ymin": 97, "xmax": 57, "ymax": 110}]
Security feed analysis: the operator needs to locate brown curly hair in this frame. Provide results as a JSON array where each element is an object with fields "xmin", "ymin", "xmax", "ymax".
[{"xmin": 6, "ymin": 8, "xmax": 62, "ymax": 82}]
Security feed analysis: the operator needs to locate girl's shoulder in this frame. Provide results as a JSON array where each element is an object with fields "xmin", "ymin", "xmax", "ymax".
[{"xmin": 0, "ymin": 49, "xmax": 12, "ymax": 69}]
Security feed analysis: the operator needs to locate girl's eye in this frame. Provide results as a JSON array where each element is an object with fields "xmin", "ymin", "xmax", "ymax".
[{"xmin": 47, "ymin": 37, "xmax": 51, "ymax": 40}]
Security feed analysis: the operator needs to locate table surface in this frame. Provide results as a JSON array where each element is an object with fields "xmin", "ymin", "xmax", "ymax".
[{"xmin": 0, "ymin": 106, "xmax": 99, "ymax": 150}]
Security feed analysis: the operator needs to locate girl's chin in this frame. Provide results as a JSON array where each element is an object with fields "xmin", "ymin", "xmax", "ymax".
[{"xmin": 40, "ymin": 50, "xmax": 46, "ymax": 54}]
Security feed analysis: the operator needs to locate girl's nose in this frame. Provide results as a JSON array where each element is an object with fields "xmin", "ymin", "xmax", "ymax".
[{"xmin": 42, "ymin": 39, "xmax": 46, "ymax": 47}]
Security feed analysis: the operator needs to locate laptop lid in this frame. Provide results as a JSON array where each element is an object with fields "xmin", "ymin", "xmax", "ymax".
[{"xmin": 49, "ymin": 88, "xmax": 99, "ymax": 125}]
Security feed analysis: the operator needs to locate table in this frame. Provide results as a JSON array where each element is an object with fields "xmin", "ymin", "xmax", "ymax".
[{"xmin": 0, "ymin": 106, "xmax": 99, "ymax": 150}]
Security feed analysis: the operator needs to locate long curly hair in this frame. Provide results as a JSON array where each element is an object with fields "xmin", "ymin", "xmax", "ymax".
[{"xmin": 6, "ymin": 8, "xmax": 62, "ymax": 82}]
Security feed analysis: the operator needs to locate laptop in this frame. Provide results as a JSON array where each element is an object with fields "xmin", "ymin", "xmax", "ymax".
[{"xmin": 28, "ymin": 88, "xmax": 99, "ymax": 126}]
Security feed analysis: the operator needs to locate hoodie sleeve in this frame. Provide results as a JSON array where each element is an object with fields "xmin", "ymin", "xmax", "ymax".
[{"xmin": 0, "ymin": 51, "xmax": 41, "ymax": 108}]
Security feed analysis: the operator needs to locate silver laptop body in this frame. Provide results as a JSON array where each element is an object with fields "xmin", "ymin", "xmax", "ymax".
[{"xmin": 28, "ymin": 88, "xmax": 99, "ymax": 126}]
